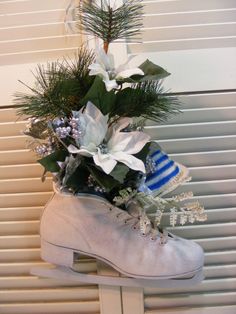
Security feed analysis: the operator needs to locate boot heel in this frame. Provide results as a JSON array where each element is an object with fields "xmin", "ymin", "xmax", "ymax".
[{"xmin": 41, "ymin": 239, "xmax": 75, "ymax": 267}]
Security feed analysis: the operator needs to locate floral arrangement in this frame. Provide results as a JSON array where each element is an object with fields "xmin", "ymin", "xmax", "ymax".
[{"xmin": 16, "ymin": 0, "xmax": 206, "ymax": 228}]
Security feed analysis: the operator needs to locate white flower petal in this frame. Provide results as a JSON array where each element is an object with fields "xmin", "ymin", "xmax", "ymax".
[
  {"xmin": 93, "ymin": 150, "xmax": 117, "ymax": 174},
  {"xmin": 88, "ymin": 63, "xmax": 107, "ymax": 79},
  {"xmin": 106, "ymin": 117, "xmax": 132, "ymax": 141},
  {"xmin": 111, "ymin": 151, "xmax": 146, "ymax": 173},
  {"xmin": 108, "ymin": 132, "xmax": 132, "ymax": 152},
  {"xmin": 68, "ymin": 145, "xmax": 95, "ymax": 157},
  {"xmin": 68, "ymin": 144, "xmax": 80, "ymax": 154},
  {"xmin": 116, "ymin": 68, "xmax": 144, "ymax": 79},
  {"xmin": 85, "ymin": 101, "xmax": 107, "ymax": 123},
  {"xmin": 114, "ymin": 117, "xmax": 132, "ymax": 132},
  {"xmin": 96, "ymin": 48, "xmax": 114, "ymax": 71},
  {"xmin": 109, "ymin": 131, "xmax": 150, "ymax": 155},
  {"xmin": 77, "ymin": 148, "xmax": 95, "ymax": 157},
  {"xmin": 121, "ymin": 131, "xmax": 150, "ymax": 154},
  {"xmin": 104, "ymin": 79, "xmax": 118, "ymax": 91},
  {"xmin": 115, "ymin": 55, "xmax": 135, "ymax": 73},
  {"xmin": 80, "ymin": 102, "xmax": 108, "ymax": 147}
]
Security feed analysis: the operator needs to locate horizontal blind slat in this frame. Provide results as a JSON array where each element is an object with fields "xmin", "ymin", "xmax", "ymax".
[
  {"xmin": 189, "ymin": 164, "xmax": 236, "ymax": 181},
  {"xmin": 170, "ymin": 150, "xmax": 236, "ymax": 167},
  {"xmin": 0, "ymin": 192, "xmax": 52, "ymax": 207},
  {"xmin": 0, "ymin": 9, "xmax": 65, "ymax": 28},
  {"xmin": 159, "ymin": 136, "xmax": 236, "ymax": 153},
  {"xmin": 166, "ymin": 107, "xmax": 236, "ymax": 124},
  {"xmin": 0, "ymin": 275, "xmax": 96, "ymax": 288},
  {"xmin": 145, "ymin": 305, "xmax": 236, "ymax": 314},
  {"xmin": 144, "ymin": 291, "xmax": 236, "ymax": 309},
  {"xmin": 170, "ymin": 179, "xmax": 236, "ymax": 196},
  {"xmin": 0, "ymin": 135, "xmax": 30, "ymax": 151},
  {"xmin": 141, "ymin": 23, "xmax": 236, "ymax": 42},
  {"xmin": 178, "ymin": 92, "xmax": 236, "ymax": 109},
  {"xmin": 0, "ymin": 35, "xmax": 81, "ymax": 56},
  {"xmin": 0, "ymin": 206, "xmax": 43, "ymax": 220},
  {"xmin": 143, "ymin": 9, "xmax": 236, "ymax": 28},
  {"xmin": 196, "ymin": 236, "xmax": 236, "ymax": 251},
  {"xmin": 0, "ymin": 234, "xmax": 40, "ymax": 248},
  {"xmin": 0, "ymin": 177, "xmax": 52, "ymax": 193},
  {"xmin": 0, "ymin": 47, "xmax": 78, "ymax": 66},
  {"xmin": 0, "ymin": 0, "xmax": 71, "ymax": 14},
  {"xmin": 167, "ymin": 223, "xmax": 236, "ymax": 239},
  {"xmin": 147, "ymin": 106, "xmax": 236, "ymax": 125},
  {"xmin": 0, "ymin": 261, "xmax": 97, "ymax": 276},
  {"xmin": 145, "ymin": 121, "xmax": 236, "ymax": 140},
  {"xmin": 0, "ymin": 220, "xmax": 39, "ymax": 235},
  {"xmin": 0, "ymin": 286, "xmax": 99, "ymax": 303},
  {"xmin": 128, "ymin": 36, "xmax": 236, "ymax": 53},
  {"xmin": 204, "ymin": 264, "xmax": 236, "ymax": 278},
  {"xmin": 144, "ymin": 278, "xmax": 236, "ymax": 295},
  {"xmin": 143, "ymin": 0, "xmax": 236, "ymax": 15},
  {"xmin": 0, "ymin": 301, "xmax": 100, "ymax": 314},
  {"xmin": 0, "ymin": 248, "xmax": 40, "ymax": 261},
  {"xmin": 0, "ymin": 163, "xmax": 46, "ymax": 179},
  {"xmin": 0, "ymin": 149, "xmax": 36, "ymax": 165}
]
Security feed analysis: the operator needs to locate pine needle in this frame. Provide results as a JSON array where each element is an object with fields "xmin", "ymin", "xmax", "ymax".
[
  {"xmin": 113, "ymin": 81, "xmax": 181, "ymax": 123},
  {"xmin": 78, "ymin": 0, "xmax": 143, "ymax": 47},
  {"xmin": 16, "ymin": 47, "xmax": 95, "ymax": 120}
]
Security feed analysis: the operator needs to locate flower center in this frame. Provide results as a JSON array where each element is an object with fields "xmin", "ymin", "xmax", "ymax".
[
  {"xmin": 98, "ymin": 143, "xmax": 109, "ymax": 154},
  {"xmin": 107, "ymin": 69, "xmax": 116, "ymax": 79}
]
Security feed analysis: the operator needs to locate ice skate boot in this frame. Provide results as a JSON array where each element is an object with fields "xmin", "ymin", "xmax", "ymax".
[{"xmin": 31, "ymin": 190, "xmax": 204, "ymax": 287}]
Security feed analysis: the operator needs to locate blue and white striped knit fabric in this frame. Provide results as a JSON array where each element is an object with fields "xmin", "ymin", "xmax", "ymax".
[{"xmin": 145, "ymin": 149, "xmax": 186, "ymax": 196}]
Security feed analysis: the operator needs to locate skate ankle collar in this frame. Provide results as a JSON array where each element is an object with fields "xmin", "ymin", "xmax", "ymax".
[{"xmin": 53, "ymin": 182, "xmax": 111, "ymax": 204}]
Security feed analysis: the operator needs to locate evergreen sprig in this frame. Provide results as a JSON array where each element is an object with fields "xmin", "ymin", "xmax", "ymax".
[
  {"xmin": 16, "ymin": 47, "xmax": 95, "ymax": 120},
  {"xmin": 113, "ymin": 81, "xmax": 180, "ymax": 122},
  {"xmin": 78, "ymin": 0, "xmax": 143, "ymax": 51}
]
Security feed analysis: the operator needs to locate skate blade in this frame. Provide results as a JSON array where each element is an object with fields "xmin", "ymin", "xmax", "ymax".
[{"xmin": 30, "ymin": 265, "xmax": 204, "ymax": 288}]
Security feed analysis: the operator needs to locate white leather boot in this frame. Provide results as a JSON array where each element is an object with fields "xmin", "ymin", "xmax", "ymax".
[{"xmin": 39, "ymin": 190, "xmax": 204, "ymax": 285}]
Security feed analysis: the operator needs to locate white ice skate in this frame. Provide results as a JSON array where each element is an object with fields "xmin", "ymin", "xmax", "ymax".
[{"xmin": 31, "ymin": 190, "xmax": 204, "ymax": 288}]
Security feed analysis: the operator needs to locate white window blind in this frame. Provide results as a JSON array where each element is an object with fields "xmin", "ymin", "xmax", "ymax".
[
  {"xmin": 144, "ymin": 91, "xmax": 236, "ymax": 314},
  {"xmin": 0, "ymin": 1, "xmax": 103, "ymax": 313},
  {"xmin": 128, "ymin": 0, "xmax": 236, "ymax": 54},
  {"xmin": 129, "ymin": 1, "xmax": 236, "ymax": 313},
  {"xmin": 0, "ymin": 107, "xmax": 103, "ymax": 313},
  {"xmin": 0, "ymin": 0, "xmax": 81, "ymax": 66}
]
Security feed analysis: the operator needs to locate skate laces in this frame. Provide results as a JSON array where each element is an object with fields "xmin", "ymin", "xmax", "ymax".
[{"xmin": 107, "ymin": 203, "xmax": 168, "ymax": 245}]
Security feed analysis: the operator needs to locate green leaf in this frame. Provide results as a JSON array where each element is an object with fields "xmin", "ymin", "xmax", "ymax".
[
  {"xmin": 65, "ymin": 165, "xmax": 89, "ymax": 191},
  {"xmin": 134, "ymin": 142, "xmax": 151, "ymax": 163},
  {"xmin": 110, "ymin": 164, "xmax": 129, "ymax": 183},
  {"xmin": 80, "ymin": 76, "xmax": 116, "ymax": 115},
  {"xmin": 116, "ymin": 60, "xmax": 170, "ymax": 84},
  {"xmin": 138, "ymin": 59, "xmax": 170, "ymax": 81},
  {"xmin": 114, "ymin": 87, "xmax": 135, "ymax": 116},
  {"xmin": 38, "ymin": 150, "xmax": 68, "ymax": 173},
  {"xmin": 86, "ymin": 164, "xmax": 120, "ymax": 192}
]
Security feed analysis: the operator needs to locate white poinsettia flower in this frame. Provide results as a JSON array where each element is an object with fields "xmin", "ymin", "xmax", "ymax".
[
  {"xmin": 68, "ymin": 102, "xmax": 150, "ymax": 174},
  {"xmin": 88, "ymin": 48, "xmax": 144, "ymax": 91}
]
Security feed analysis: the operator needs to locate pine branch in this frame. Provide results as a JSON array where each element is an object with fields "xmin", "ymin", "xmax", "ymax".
[
  {"xmin": 16, "ymin": 47, "xmax": 95, "ymax": 120},
  {"xmin": 113, "ymin": 81, "xmax": 181, "ymax": 123},
  {"xmin": 78, "ymin": 0, "xmax": 143, "ymax": 47}
]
